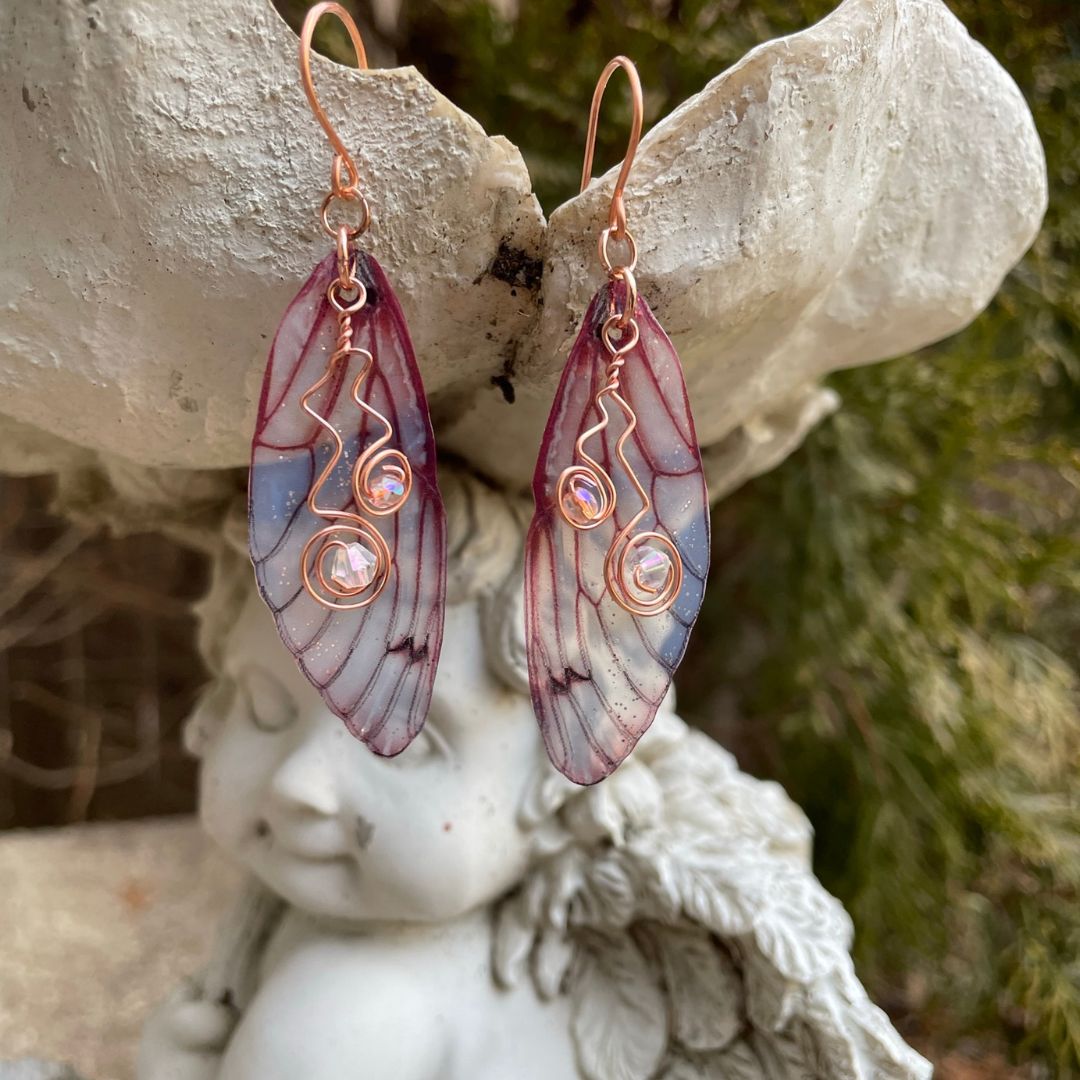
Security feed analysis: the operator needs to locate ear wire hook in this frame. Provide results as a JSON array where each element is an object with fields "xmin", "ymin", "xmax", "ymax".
[
  {"xmin": 299, "ymin": 2, "xmax": 369, "ymax": 200},
  {"xmin": 580, "ymin": 56, "xmax": 643, "ymax": 242}
]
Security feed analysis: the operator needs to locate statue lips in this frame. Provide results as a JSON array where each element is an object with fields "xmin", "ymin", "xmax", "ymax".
[{"xmin": 262, "ymin": 814, "xmax": 353, "ymax": 863}]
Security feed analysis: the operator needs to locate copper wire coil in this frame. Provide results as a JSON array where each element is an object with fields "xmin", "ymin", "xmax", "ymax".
[
  {"xmin": 355, "ymin": 450, "xmax": 413, "ymax": 517},
  {"xmin": 555, "ymin": 463, "xmax": 616, "ymax": 531},
  {"xmin": 555, "ymin": 310, "xmax": 683, "ymax": 618},
  {"xmin": 301, "ymin": 522, "xmax": 391, "ymax": 611},
  {"xmin": 605, "ymin": 528, "xmax": 682, "ymax": 616},
  {"xmin": 296, "ymin": 268, "xmax": 412, "ymax": 611}
]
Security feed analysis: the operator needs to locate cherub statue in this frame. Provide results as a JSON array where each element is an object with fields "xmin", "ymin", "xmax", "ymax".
[{"xmin": 139, "ymin": 469, "xmax": 930, "ymax": 1080}]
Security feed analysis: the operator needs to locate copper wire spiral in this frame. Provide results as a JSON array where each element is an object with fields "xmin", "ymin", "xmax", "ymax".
[
  {"xmin": 556, "ymin": 297, "xmax": 683, "ymax": 617},
  {"xmin": 298, "ymin": 263, "xmax": 412, "ymax": 611},
  {"xmin": 294, "ymin": 6, "xmax": 411, "ymax": 610}
]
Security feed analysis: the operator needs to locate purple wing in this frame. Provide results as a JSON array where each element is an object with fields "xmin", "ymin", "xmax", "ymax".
[
  {"xmin": 249, "ymin": 251, "xmax": 446, "ymax": 756},
  {"xmin": 525, "ymin": 283, "xmax": 709, "ymax": 784}
]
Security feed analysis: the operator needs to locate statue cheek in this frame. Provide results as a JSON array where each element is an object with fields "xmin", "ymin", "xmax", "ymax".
[
  {"xmin": 399, "ymin": 826, "xmax": 524, "ymax": 921},
  {"xmin": 198, "ymin": 733, "xmax": 279, "ymax": 847}
]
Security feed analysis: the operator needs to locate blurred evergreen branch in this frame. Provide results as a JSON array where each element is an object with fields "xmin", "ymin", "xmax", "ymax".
[{"xmin": 277, "ymin": 0, "xmax": 1079, "ymax": 1068}]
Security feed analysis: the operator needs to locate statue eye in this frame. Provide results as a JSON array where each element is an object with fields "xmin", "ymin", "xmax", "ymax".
[{"xmin": 239, "ymin": 665, "xmax": 297, "ymax": 734}]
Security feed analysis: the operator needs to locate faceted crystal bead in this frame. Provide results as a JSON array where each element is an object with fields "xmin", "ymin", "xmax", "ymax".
[
  {"xmin": 629, "ymin": 543, "xmax": 672, "ymax": 593},
  {"xmin": 330, "ymin": 542, "xmax": 377, "ymax": 591},
  {"xmin": 561, "ymin": 475, "xmax": 602, "ymax": 526},
  {"xmin": 369, "ymin": 471, "xmax": 407, "ymax": 510}
]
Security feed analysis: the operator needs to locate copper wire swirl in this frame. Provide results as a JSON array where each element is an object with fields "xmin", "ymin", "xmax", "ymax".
[
  {"xmin": 298, "ymin": 267, "xmax": 412, "ymax": 610},
  {"xmin": 556, "ymin": 307, "xmax": 683, "ymax": 617},
  {"xmin": 294, "ymin": 7, "xmax": 408, "ymax": 610}
]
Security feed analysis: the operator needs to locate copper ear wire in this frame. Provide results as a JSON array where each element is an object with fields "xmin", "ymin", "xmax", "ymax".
[
  {"xmin": 300, "ymin": 2, "xmax": 372, "ymax": 239},
  {"xmin": 580, "ymin": 56, "xmax": 642, "ymax": 329},
  {"xmin": 580, "ymin": 55, "xmax": 643, "ymax": 242}
]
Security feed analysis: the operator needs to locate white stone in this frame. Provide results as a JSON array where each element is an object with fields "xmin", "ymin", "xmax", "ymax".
[
  {"xmin": 0, "ymin": 818, "xmax": 239, "ymax": 1079},
  {"xmin": 0, "ymin": 0, "xmax": 543, "ymax": 477},
  {"xmin": 0, "ymin": 0, "xmax": 1046, "ymax": 498}
]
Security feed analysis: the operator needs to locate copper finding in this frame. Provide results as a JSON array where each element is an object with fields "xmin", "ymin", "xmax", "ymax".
[
  {"xmin": 299, "ymin": 3, "xmax": 369, "ymax": 188},
  {"xmin": 580, "ymin": 55, "xmax": 643, "ymax": 241},
  {"xmin": 298, "ymin": 270, "xmax": 412, "ymax": 610},
  {"xmin": 294, "ymin": 5, "xmax": 410, "ymax": 612},
  {"xmin": 556, "ymin": 57, "xmax": 683, "ymax": 618},
  {"xmin": 298, "ymin": 336, "xmax": 392, "ymax": 610},
  {"xmin": 300, "ymin": 3, "xmax": 372, "ymax": 235}
]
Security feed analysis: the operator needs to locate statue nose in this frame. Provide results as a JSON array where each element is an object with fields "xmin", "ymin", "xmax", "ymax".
[{"xmin": 267, "ymin": 735, "xmax": 341, "ymax": 818}]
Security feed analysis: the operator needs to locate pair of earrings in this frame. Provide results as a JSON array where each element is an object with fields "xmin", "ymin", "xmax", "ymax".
[{"xmin": 248, "ymin": 3, "xmax": 709, "ymax": 785}]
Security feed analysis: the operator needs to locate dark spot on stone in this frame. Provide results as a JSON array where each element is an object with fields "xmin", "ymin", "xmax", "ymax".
[
  {"xmin": 254, "ymin": 819, "xmax": 270, "ymax": 839},
  {"xmin": 487, "ymin": 239, "xmax": 543, "ymax": 291},
  {"xmin": 443, "ymin": 822, "xmax": 452, "ymax": 833},
  {"xmin": 491, "ymin": 373, "xmax": 515, "ymax": 404},
  {"xmin": 355, "ymin": 816, "xmax": 376, "ymax": 849},
  {"xmin": 179, "ymin": 396, "xmax": 199, "ymax": 414},
  {"xmin": 21, "ymin": 86, "xmax": 36, "ymax": 112},
  {"xmin": 88, "ymin": 14, "xmax": 97, "ymax": 29}
]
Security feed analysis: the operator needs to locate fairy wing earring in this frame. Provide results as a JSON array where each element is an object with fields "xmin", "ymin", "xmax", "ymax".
[
  {"xmin": 248, "ymin": 3, "xmax": 446, "ymax": 756},
  {"xmin": 525, "ymin": 57, "xmax": 710, "ymax": 785}
]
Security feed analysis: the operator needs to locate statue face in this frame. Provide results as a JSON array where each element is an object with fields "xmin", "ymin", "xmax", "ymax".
[{"xmin": 199, "ymin": 590, "xmax": 544, "ymax": 925}]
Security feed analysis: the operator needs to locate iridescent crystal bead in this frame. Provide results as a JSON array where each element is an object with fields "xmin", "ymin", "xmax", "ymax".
[
  {"xmin": 369, "ymin": 471, "xmax": 406, "ymax": 510},
  {"xmin": 330, "ymin": 542, "xmax": 377, "ymax": 591},
  {"xmin": 629, "ymin": 543, "xmax": 672, "ymax": 593},
  {"xmin": 561, "ymin": 475, "xmax": 602, "ymax": 525}
]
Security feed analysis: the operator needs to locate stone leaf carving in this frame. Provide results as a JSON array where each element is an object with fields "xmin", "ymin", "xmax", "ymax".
[
  {"xmin": 499, "ymin": 714, "xmax": 933, "ymax": 1079},
  {"xmin": 570, "ymin": 930, "xmax": 667, "ymax": 1080},
  {"xmin": 644, "ymin": 925, "xmax": 743, "ymax": 1052},
  {"xmin": 0, "ymin": 0, "xmax": 1045, "ymax": 497}
]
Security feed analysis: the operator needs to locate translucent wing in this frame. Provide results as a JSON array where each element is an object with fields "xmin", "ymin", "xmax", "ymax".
[
  {"xmin": 525, "ymin": 283, "xmax": 709, "ymax": 784},
  {"xmin": 249, "ymin": 251, "xmax": 446, "ymax": 756}
]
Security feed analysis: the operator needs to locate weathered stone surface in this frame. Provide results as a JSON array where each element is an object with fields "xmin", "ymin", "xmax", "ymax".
[
  {"xmin": 0, "ymin": 0, "xmax": 1045, "ymax": 495},
  {"xmin": 0, "ymin": 819, "xmax": 238, "ymax": 1080},
  {"xmin": 0, "ymin": 0, "xmax": 542, "ymax": 476},
  {"xmin": 448, "ymin": 0, "xmax": 1048, "ymax": 484}
]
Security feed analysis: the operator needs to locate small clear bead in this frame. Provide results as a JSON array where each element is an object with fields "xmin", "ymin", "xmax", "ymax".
[
  {"xmin": 330, "ymin": 542, "xmax": 377, "ymax": 591},
  {"xmin": 369, "ymin": 473, "xmax": 406, "ymax": 510},
  {"xmin": 629, "ymin": 544, "xmax": 671, "ymax": 593},
  {"xmin": 562, "ymin": 476, "xmax": 602, "ymax": 525}
]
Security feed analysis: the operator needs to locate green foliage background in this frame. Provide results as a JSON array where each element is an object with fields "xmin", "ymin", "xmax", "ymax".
[{"xmin": 282, "ymin": 0, "xmax": 1080, "ymax": 1069}]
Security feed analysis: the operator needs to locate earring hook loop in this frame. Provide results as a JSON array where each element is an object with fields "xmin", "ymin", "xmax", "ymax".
[
  {"xmin": 299, "ymin": 2, "xmax": 370, "ymax": 197},
  {"xmin": 579, "ymin": 56, "xmax": 643, "ymax": 241}
]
